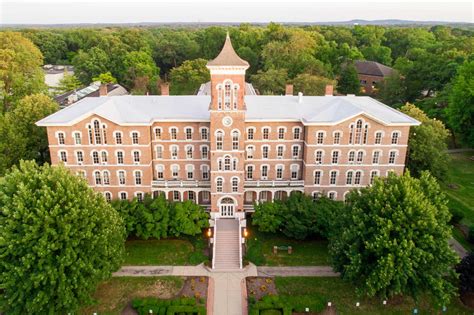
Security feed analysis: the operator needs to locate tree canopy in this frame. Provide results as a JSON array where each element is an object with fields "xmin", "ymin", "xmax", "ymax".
[
  {"xmin": 0, "ymin": 161, "xmax": 125, "ymax": 314},
  {"xmin": 169, "ymin": 58, "xmax": 210, "ymax": 95}
]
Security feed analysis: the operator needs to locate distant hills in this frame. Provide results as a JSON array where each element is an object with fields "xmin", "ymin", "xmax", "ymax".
[{"xmin": 1, "ymin": 20, "xmax": 472, "ymax": 29}]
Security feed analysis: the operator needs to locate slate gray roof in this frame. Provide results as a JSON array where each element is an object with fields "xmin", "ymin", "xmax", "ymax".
[
  {"xmin": 206, "ymin": 33, "xmax": 250, "ymax": 67},
  {"xmin": 37, "ymin": 95, "xmax": 419, "ymax": 126},
  {"xmin": 354, "ymin": 60, "xmax": 395, "ymax": 77}
]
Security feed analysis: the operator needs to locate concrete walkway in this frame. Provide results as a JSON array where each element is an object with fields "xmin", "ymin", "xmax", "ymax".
[{"xmin": 257, "ymin": 266, "xmax": 339, "ymax": 277}]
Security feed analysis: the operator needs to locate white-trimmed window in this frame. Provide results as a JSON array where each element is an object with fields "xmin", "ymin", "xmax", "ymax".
[
  {"xmin": 246, "ymin": 146, "xmax": 254, "ymax": 159},
  {"xmin": 186, "ymin": 145, "xmax": 193, "ymax": 159},
  {"xmin": 276, "ymin": 165, "xmax": 284, "ymax": 179},
  {"xmin": 224, "ymin": 81, "xmax": 232, "ymax": 109},
  {"xmin": 217, "ymin": 84, "xmax": 223, "ymax": 110},
  {"xmin": 77, "ymin": 170, "xmax": 86, "ymax": 178},
  {"xmin": 171, "ymin": 165, "xmax": 179, "ymax": 178},
  {"xmin": 314, "ymin": 170, "xmax": 322, "ymax": 185},
  {"xmin": 186, "ymin": 165, "xmax": 194, "ymax": 180},
  {"xmin": 389, "ymin": 150, "xmax": 397, "ymax": 164},
  {"xmin": 104, "ymin": 192, "xmax": 112, "ymax": 202},
  {"xmin": 375, "ymin": 131, "xmax": 383, "ymax": 144},
  {"xmin": 200, "ymin": 128, "xmax": 208, "ymax": 140},
  {"xmin": 331, "ymin": 151, "xmax": 339, "ymax": 164},
  {"xmin": 261, "ymin": 165, "xmax": 268, "ymax": 179},
  {"xmin": 202, "ymin": 191, "xmax": 210, "ymax": 202},
  {"xmin": 76, "ymin": 151, "xmax": 84, "ymax": 164},
  {"xmin": 216, "ymin": 131, "xmax": 223, "ymax": 150},
  {"xmin": 317, "ymin": 131, "xmax": 325, "ymax": 144},
  {"xmin": 156, "ymin": 145, "xmax": 163, "ymax": 159},
  {"xmin": 170, "ymin": 128, "xmax": 178, "ymax": 140},
  {"xmin": 232, "ymin": 130, "xmax": 239, "ymax": 150},
  {"xmin": 391, "ymin": 131, "xmax": 400, "ymax": 145},
  {"xmin": 57, "ymin": 132, "xmax": 65, "ymax": 145},
  {"xmin": 171, "ymin": 145, "xmax": 179, "ymax": 159},
  {"xmin": 173, "ymin": 191, "xmax": 180, "ymax": 201},
  {"xmin": 134, "ymin": 171, "xmax": 142, "ymax": 185},
  {"xmin": 118, "ymin": 171, "xmax": 126, "ymax": 185},
  {"xmin": 58, "ymin": 151, "xmax": 67, "ymax": 163},
  {"xmin": 185, "ymin": 127, "xmax": 193, "ymax": 140},
  {"xmin": 293, "ymin": 127, "xmax": 301, "ymax": 140},
  {"xmin": 372, "ymin": 151, "xmax": 380, "ymax": 164},
  {"xmin": 224, "ymin": 155, "xmax": 232, "ymax": 171},
  {"xmin": 292, "ymin": 145, "xmax": 300, "ymax": 159},
  {"xmin": 356, "ymin": 151, "xmax": 364, "ymax": 163},
  {"xmin": 201, "ymin": 165, "xmax": 210, "ymax": 180},
  {"xmin": 354, "ymin": 171, "xmax": 362, "ymax": 185},
  {"xmin": 346, "ymin": 171, "xmax": 353, "ymax": 185},
  {"xmin": 188, "ymin": 191, "xmax": 196, "ymax": 202},
  {"xmin": 262, "ymin": 128, "xmax": 270, "ymax": 140},
  {"xmin": 277, "ymin": 145, "xmax": 284, "ymax": 158},
  {"xmin": 363, "ymin": 124, "xmax": 369, "ymax": 144},
  {"xmin": 201, "ymin": 146, "xmax": 209, "ymax": 159},
  {"xmin": 156, "ymin": 165, "xmax": 164, "ymax": 179},
  {"xmin": 116, "ymin": 151, "xmax": 124, "ymax": 164},
  {"xmin": 131, "ymin": 132, "xmax": 139, "ymax": 145},
  {"xmin": 348, "ymin": 150, "xmax": 355, "ymax": 163},
  {"xmin": 262, "ymin": 145, "xmax": 269, "ymax": 159},
  {"xmin": 312, "ymin": 191, "xmax": 321, "ymax": 202},
  {"xmin": 103, "ymin": 171, "xmax": 110, "ymax": 185},
  {"xmin": 101, "ymin": 151, "xmax": 108, "ymax": 164},
  {"xmin": 333, "ymin": 131, "xmax": 341, "ymax": 145},
  {"xmin": 136, "ymin": 192, "xmax": 144, "ymax": 202},
  {"xmin": 73, "ymin": 132, "xmax": 81, "ymax": 145},
  {"xmin": 328, "ymin": 191, "xmax": 336, "ymax": 200},
  {"xmin": 92, "ymin": 151, "xmax": 99, "ymax": 164},
  {"xmin": 94, "ymin": 171, "xmax": 101, "ymax": 185},
  {"xmin": 247, "ymin": 128, "xmax": 255, "ymax": 140},
  {"xmin": 154, "ymin": 127, "xmax": 162, "ymax": 140},
  {"xmin": 232, "ymin": 177, "xmax": 239, "ymax": 192},
  {"xmin": 355, "ymin": 119, "xmax": 363, "ymax": 144},
  {"xmin": 330, "ymin": 171, "xmax": 337, "ymax": 185},
  {"xmin": 233, "ymin": 84, "xmax": 239, "ymax": 109},
  {"xmin": 115, "ymin": 131, "xmax": 123, "ymax": 144},
  {"xmin": 120, "ymin": 192, "xmax": 127, "ymax": 200},
  {"xmin": 246, "ymin": 165, "xmax": 254, "ymax": 180},
  {"xmin": 133, "ymin": 150, "xmax": 140, "ymax": 163},
  {"xmin": 278, "ymin": 127, "xmax": 285, "ymax": 140},
  {"xmin": 291, "ymin": 164, "xmax": 299, "ymax": 179},
  {"xmin": 216, "ymin": 177, "xmax": 223, "ymax": 192},
  {"xmin": 370, "ymin": 170, "xmax": 379, "ymax": 184},
  {"xmin": 349, "ymin": 123, "xmax": 354, "ymax": 144},
  {"xmin": 315, "ymin": 150, "xmax": 323, "ymax": 164}
]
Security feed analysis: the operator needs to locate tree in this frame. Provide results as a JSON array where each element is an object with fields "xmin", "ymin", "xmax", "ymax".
[
  {"xmin": 293, "ymin": 73, "xmax": 336, "ymax": 96},
  {"xmin": 329, "ymin": 171, "xmax": 459, "ymax": 305},
  {"xmin": 252, "ymin": 201, "xmax": 285, "ymax": 233},
  {"xmin": 360, "ymin": 45, "xmax": 392, "ymax": 65},
  {"xmin": 337, "ymin": 63, "xmax": 360, "ymax": 95},
  {"xmin": 169, "ymin": 59, "xmax": 210, "ymax": 95},
  {"xmin": 0, "ymin": 93, "xmax": 58, "ymax": 175},
  {"xmin": 134, "ymin": 194, "xmax": 170, "ymax": 239},
  {"xmin": 376, "ymin": 73, "xmax": 407, "ymax": 107},
  {"xmin": 24, "ymin": 30, "xmax": 68, "ymax": 64},
  {"xmin": 72, "ymin": 47, "xmax": 110, "ymax": 84},
  {"xmin": 0, "ymin": 161, "xmax": 125, "ymax": 314},
  {"xmin": 123, "ymin": 50, "xmax": 159, "ymax": 93},
  {"xmin": 54, "ymin": 70, "xmax": 82, "ymax": 95},
  {"xmin": 169, "ymin": 201, "xmax": 209, "ymax": 237},
  {"xmin": 446, "ymin": 60, "xmax": 474, "ymax": 147},
  {"xmin": 92, "ymin": 71, "xmax": 118, "ymax": 84},
  {"xmin": 250, "ymin": 68, "xmax": 288, "ymax": 95},
  {"xmin": 400, "ymin": 103, "xmax": 450, "ymax": 180},
  {"xmin": 0, "ymin": 31, "xmax": 46, "ymax": 111}
]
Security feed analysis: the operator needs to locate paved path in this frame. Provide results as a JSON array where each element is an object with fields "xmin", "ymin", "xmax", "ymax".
[
  {"xmin": 257, "ymin": 266, "xmax": 339, "ymax": 277},
  {"xmin": 449, "ymin": 238, "xmax": 469, "ymax": 259}
]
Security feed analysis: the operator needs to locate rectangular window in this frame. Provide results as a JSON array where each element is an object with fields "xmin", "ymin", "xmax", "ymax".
[
  {"xmin": 171, "ymin": 146, "xmax": 178, "ymax": 159},
  {"xmin": 74, "ymin": 133, "xmax": 81, "ymax": 145},
  {"xmin": 292, "ymin": 146, "xmax": 299, "ymax": 159},
  {"xmin": 317, "ymin": 132, "xmax": 324, "ymax": 144},
  {"xmin": 247, "ymin": 129, "xmax": 254, "ymax": 140},
  {"xmin": 315, "ymin": 151, "xmax": 323, "ymax": 164},
  {"xmin": 261, "ymin": 165, "xmax": 268, "ymax": 178},
  {"xmin": 276, "ymin": 166, "xmax": 283, "ymax": 179},
  {"xmin": 115, "ymin": 132, "xmax": 122, "ymax": 144},
  {"xmin": 372, "ymin": 151, "xmax": 380, "ymax": 164},
  {"xmin": 120, "ymin": 192, "xmax": 127, "ymax": 200},
  {"xmin": 117, "ymin": 152, "xmax": 124, "ymax": 164},
  {"xmin": 171, "ymin": 128, "xmax": 177, "ymax": 140},
  {"xmin": 278, "ymin": 128, "xmax": 285, "ymax": 140},
  {"xmin": 201, "ymin": 128, "xmax": 208, "ymax": 140},
  {"xmin": 76, "ymin": 151, "xmax": 84, "ymax": 163},
  {"xmin": 186, "ymin": 147, "xmax": 193, "ymax": 159},
  {"xmin": 314, "ymin": 171, "xmax": 321, "ymax": 185},
  {"xmin": 293, "ymin": 128, "xmax": 301, "ymax": 140},
  {"xmin": 216, "ymin": 132, "xmax": 223, "ymax": 150},
  {"xmin": 133, "ymin": 151, "xmax": 140, "ymax": 163},
  {"xmin": 277, "ymin": 146, "xmax": 284, "ymax": 158},
  {"xmin": 247, "ymin": 166, "xmax": 254, "ymax": 179},
  {"xmin": 172, "ymin": 166, "xmax": 179, "ymax": 178},
  {"xmin": 202, "ymin": 191, "xmax": 210, "ymax": 201},
  {"xmin": 263, "ymin": 128, "xmax": 269, "ymax": 140},
  {"xmin": 132, "ymin": 132, "xmax": 139, "ymax": 144},
  {"xmin": 247, "ymin": 147, "xmax": 254, "ymax": 159},
  {"xmin": 135, "ymin": 172, "xmax": 142, "ymax": 185},
  {"xmin": 58, "ymin": 133, "xmax": 65, "ymax": 145},
  {"xmin": 262, "ymin": 146, "xmax": 269, "ymax": 159},
  {"xmin": 186, "ymin": 128, "xmax": 192, "ymax": 140},
  {"xmin": 136, "ymin": 192, "xmax": 143, "ymax": 202},
  {"xmin": 154, "ymin": 128, "xmax": 161, "ymax": 139},
  {"xmin": 328, "ymin": 192, "xmax": 336, "ymax": 200},
  {"xmin": 375, "ymin": 132, "xmax": 382, "ymax": 144},
  {"xmin": 60, "ymin": 151, "xmax": 67, "ymax": 162},
  {"xmin": 389, "ymin": 151, "xmax": 396, "ymax": 164},
  {"xmin": 201, "ymin": 146, "xmax": 208, "ymax": 159},
  {"xmin": 202, "ymin": 166, "xmax": 209, "ymax": 180},
  {"xmin": 173, "ymin": 191, "xmax": 180, "ymax": 201},
  {"xmin": 333, "ymin": 132, "xmax": 341, "ymax": 144},
  {"xmin": 118, "ymin": 171, "xmax": 126, "ymax": 185},
  {"xmin": 330, "ymin": 171, "xmax": 337, "ymax": 185}
]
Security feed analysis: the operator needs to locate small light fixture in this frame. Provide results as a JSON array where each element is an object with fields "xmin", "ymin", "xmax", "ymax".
[
  {"xmin": 356, "ymin": 302, "xmax": 360, "ymax": 307},
  {"xmin": 207, "ymin": 228, "xmax": 212, "ymax": 238},
  {"xmin": 149, "ymin": 310, "xmax": 153, "ymax": 314},
  {"xmin": 383, "ymin": 300, "xmax": 387, "ymax": 305},
  {"xmin": 413, "ymin": 308, "xmax": 418, "ymax": 314},
  {"xmin": 442, "ymin": 306, "xmax": 447, "ymax": 312},
  {"xmin": 305, "ymin": 307, "xmax": 309, "ymax": 312},
  {"xmin": 327, "ymin": 302, "xmax": 332, "ymax": 307},
  {"xmin": 243, "ymin": 228, "xmax": 248, "ymax": 238}
]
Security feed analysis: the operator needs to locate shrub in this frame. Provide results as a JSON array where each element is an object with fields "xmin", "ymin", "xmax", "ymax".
[
  {"xmin": 469, "ymin": 225, "xmax": 474, "ymax": 244},
  {"xmin": 449, "ymin": 207, "xmax": 465, "ymax": 224},
  {"xmin": 245, "ymin": 237, "xmax": 266, "ymax": 265},
  {"xmin": 132, "ymin": 297, "xmax": 205, "ymax": 315},
  {"xmin": 456, "ymin": 253, "xmax": 474, "ymax": 295}
]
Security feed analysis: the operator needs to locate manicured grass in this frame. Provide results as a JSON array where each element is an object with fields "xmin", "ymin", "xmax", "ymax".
[
  {"xmin": 80, "ymin": 276, "xmax": 184, "ymax": 315},
  {"xmin": 275, "ymin": 277, "xmax": 473, "ymax": 314},
  {"xmin": 245, "ymin": 224, "xmax": 331, "ymax": 266},
  {"xmin": 124, "ymin": 237, "xmax": 209, "ymax": 266},
  {"xmin": 444, "ymin": 151, "xmax": 474, "ymax": 225}
]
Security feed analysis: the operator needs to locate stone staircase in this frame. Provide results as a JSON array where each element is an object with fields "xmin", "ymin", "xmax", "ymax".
[{"xmin": 213, "ymin": 219, "xmax": 241, "ymax": 270}]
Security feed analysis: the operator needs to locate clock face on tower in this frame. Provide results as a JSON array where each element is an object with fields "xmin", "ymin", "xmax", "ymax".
[{"xmin": 222, "ymin": 116, "xmax": 233, "ymax": 127}]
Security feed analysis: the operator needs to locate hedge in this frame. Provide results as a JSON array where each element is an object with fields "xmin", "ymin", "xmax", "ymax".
[{"xmin": 132, "ymin": 297, "xmax": 206, "ymax": 315}]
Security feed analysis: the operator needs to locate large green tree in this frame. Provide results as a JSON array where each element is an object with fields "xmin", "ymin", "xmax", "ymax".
[
  {"xmin": 329, "ymin": 171, "xmax": 459, "ymax": 305},
  {"xmin": 0, "ymin": 32, "xmax": 46, "ymax": 111},
  {"xmin": 376, "ymin": 73, "xmax": 407, "ymax": 107},
  {"xmin": 0, "ymin": 161, "xmax": 125, "ymax": 314},
  {"xmin": 123, "ymin": 50, "xmax": 160, "ymax": 94},
  {"xmin": 72, "ymin": 46, "xmax": 110, "ymax": 84},
  {"xmin": 337, "ymin": 63, "xmax": 360, "ymax": 95},
  {"xmin": 54, "ymin": 70, "xmax": 82, "ymax": 95},
  {"xmin": 169, "ymin": 58, "xmax": 210, "ymax": 95},
  {"xmin": 250, "ymin": 68, "xmax": 288, "ymax": 95},
  {"xmin": 446, "ymin": 60, "xmax": 474, "ymax": 147},
  {"xmin": 400, "ymin": 103, "xmax": 450, "ymax": 180},
  {"xmin": 293, "ymin": 73, "xmax": 336, "ymax": 96},
  {"xmin": 0, "ymin": 93, "xmax": 58, "ymax": 175}
]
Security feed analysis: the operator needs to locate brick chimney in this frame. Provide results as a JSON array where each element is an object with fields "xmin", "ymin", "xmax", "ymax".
[
  {"xmin": 160, "ymin": 83, "xmax": 170, "ymax": 96},
  {"xmin": 325, "ymin": 84, "xmax": 333, "ymax": 96},
  {"xmin": 99, "ymin": 84, "xmax": 108, "ymax": 96},
  {"xmin": 285, "ymin": 84, "xmax": 293, "ymax": 96}
]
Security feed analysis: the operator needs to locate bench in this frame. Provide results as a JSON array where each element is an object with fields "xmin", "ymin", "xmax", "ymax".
[{"xmin": 273, "ymin": 245, "xmax": 292, "ymax": 254}]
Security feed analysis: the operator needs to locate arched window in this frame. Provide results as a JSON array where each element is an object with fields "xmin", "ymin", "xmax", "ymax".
[
  {"xmin": 357, "ymin": 151, "xmax": 364, "ymax": 163},
  {"xmin": 216, "ymin": 177, "xmax": 223, "ymax": 192},
  {"xmin": 92, "ymin": 151, "xmax": 100, "ymax": 164},
  {"xmin": 59, "ymin": 151, "xmax": 67, "ymax": 163},
  {"xmin": 217, "ymin": 85, "xmax": 223, "ymax": 110},
  {"xmin": 186, "ymin": 165, "xmax": 194, "ymax": 179},
  {"xmin": 133, "ymin": 150, "xmax": 140, "ymax": 163},
  {"xmin": 233, "ymin": 85, "xmax": 238, "ymax": 109},
  {"xmin": 354, "ymin": 171, "xmax": 362, "ymax": 185},
  {"xmin": 116, "ymin": 151, "xmax": 124, "ymax": 164},
  {"xmin": 224, "ymin": 81, "xmax": 232, "ymax": 109},
  {"xmin": 93, "ymin": 120, "xmax": 101, "ymax": 144},
  {"xmin": 355, "ymin": 119, "xmax": 363, "ymax": 144},
  {"xmin": 94, "ymin": 171, "xmax": 101, "ymax": 185},
  {"xmin": 276, "ymin": 165, "xmax": 284, "ymax": 179},
  {"xmin": 170, "ymin": 145, "xmax": 178, "ymax": 159},
  {"xmin": 114, "ymin": 131, "xmax": 123, "ymax": 144},
  {"xmin": 363, "ymin": 124, "xmax": 369, "ymax": 144},
  {"xmin": 73, "ymin": 132, "xmax": 82, "ymax": 145},
  {"xmin": 118, "ymin": 171, "xmax": 126, "ymax": 185},
  {"xmin": 261, "ymin": 165, "xmax": 269, "ymax": 179},
  {"xmin": 134, "ymin": 171, "xmax": 142, "ymax": 185},
  {"xmin": 224, "ymin": 155, "xmax": 231, "ymax": 171},
  {"xmin": 170, "ymin": 128, "xmax": 178, "ymax": 140},
  {"xmin": 216, "ymin": 131, "xmax": 223, "ymax": 150},
  {"xmin": 186, "ymin": 145, "xmax": 193, "ymax": 159},
  {"xmin": 156, "ymin": 145, "xmax": 163, "ymax": 159},
  {"xmin": 375, "ymin": 131, "xmax": 383, "ymax": 144},
  {"xmin": 156, "ymin": 165, "xmax": 164, "ymax": 179},
  {"xmin": 232, "ymin": 177, "xmax": 239, "ymax": 192},
  {"xmin": 57, "ymin": 132, "xmax": 65, "ymax": 145},
  {"xmin": 201, "ymin": 165, "xmax": 210, "ymax": 180},
  {"xmin": 314, "ymin": 170, "xmax": 322, "ymax": 185},
  {"xmin": 232, "ymin": 130, "xmax": 239, "ymax": 150},
  {"xmin": 171, "ymin": 165, "xmax": 179, "ymax": 178},
  {"xmin": 104, "ymin": 192, "xmax": 112, "ymax": 202},
  {"xmin": 370, "ymin": 170, "xmax": 379, "ymax": 184},
  {"xmin": 331, "ymin": 151, "xmax": 339, "ymax": 164},
  {"xmin": 103, "ymin": 171, "xmax": 110, "ymax": 185},
  {"xmin": 291, "ymin": 164, "xmax": 299, "ymax": 179},
  {"xmin": 246, "ymin": 165, "xmax": 254, "ymax": 179},
  {"xmin": 131, "ymin": 132, "xmax": 139, "ymax": 144},
  {"xmin": 391, "ymin": 131, "xmax": 400, "ymax": 144},
  {"xmin": 246, "ymin": 146, "xmax": 255, "ymax": 159},
  {"xmin": 101, "ymin": 151, "xmax": 108, "ymax": 163},
  {"xmin": 348, "ymin": 150, "xmax": 355, "ymax": 163},
  {"xmin": 346, "ymin": 171, "xmax": 353, "ymax": 185},
  {"xmin": 315, "ymin": 150, "xmax": 323, "ymax": 164}
]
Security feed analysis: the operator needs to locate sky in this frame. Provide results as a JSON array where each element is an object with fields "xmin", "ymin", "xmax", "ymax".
[{"xmin": 0, "ymin": 0, "xmax": 472, "ymax": 25}]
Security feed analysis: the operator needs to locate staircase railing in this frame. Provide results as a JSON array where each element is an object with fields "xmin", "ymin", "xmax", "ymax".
[
  {"xmin": 238, "ymin": 218, "xmax": 242, "ymax": 269},
  {"xmin": 212, "ymin": 219, "xmax": 217, "ymax": 269}
]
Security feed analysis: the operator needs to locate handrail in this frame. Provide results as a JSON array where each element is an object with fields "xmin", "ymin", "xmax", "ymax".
[
  {"xmin": 238, "ymin": 218, "xmax": 242, "ymax": 269},
  {"xmin": 212, "ymin": 219, "xmax": 217, "ymax": 269}
]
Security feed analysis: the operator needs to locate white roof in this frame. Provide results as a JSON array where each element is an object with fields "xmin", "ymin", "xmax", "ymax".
[{"xmin": 37, "ymin": 95, "xmax": 419, "ymax": 126}]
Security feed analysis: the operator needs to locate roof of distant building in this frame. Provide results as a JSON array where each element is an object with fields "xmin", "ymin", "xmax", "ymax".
[
  {"xmin": 43, "ymin": 64, "xmax": 74, "ymax": 74},
  {"xmin": 354, "ymin": 60, "xmax": 395, "ymax": 77},
  {"xmin": 37, "ymin": 94, "xmax": 419, "ymax": 127},
  {"xmin": 54, "ymin": 82, "xmax": 128, "ymax": 107},
  {"xmin": 196, "ymin": 81, "xmax": 258, "ymax": 96},
  {"xmin": 206, "ymin": 33, "xmax": 249, "ymax": 68}
]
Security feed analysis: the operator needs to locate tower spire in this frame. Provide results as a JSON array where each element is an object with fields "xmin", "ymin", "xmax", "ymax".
[{"xmin": 206, "ymin": 33, "xmax": 249, "ymax": 68}]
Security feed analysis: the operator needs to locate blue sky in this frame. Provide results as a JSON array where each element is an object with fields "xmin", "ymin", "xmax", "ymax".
[{"xmin": 1, "ymin": 0, "xmax": 472, "ymax": 24}]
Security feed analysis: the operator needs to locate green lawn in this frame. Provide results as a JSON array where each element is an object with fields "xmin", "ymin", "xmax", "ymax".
[
  {"xmin": 275, "ymin": 277, "xmax": 473, "ymax": 314},
  {"xmin": 80, "ymin": 276, "xmax": 184, "ymax": 315},
  {"xmin": 124, "ymin": 237, "xmax": 209, "ymax": 265},
  {"xmin": 245, "ymin": 224, "xmax": 331, "ymax": 266}
]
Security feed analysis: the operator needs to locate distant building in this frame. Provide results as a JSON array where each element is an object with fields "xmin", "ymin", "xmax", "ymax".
[
  {"xmin": 43, "ymin": 65, "xmax": 75, "ymax": 89},
  {"xmin": 354, "ymin": 60, "xmax": 395, "ymax": 94},
  {"xmin": 54, "ymin": 82, "xmax": 128, "ymax": 108}
]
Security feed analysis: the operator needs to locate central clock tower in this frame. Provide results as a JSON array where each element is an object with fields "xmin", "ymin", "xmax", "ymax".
[{"xmin": 207, "ymin": 33, "xmax": 249, "ymax": 218}]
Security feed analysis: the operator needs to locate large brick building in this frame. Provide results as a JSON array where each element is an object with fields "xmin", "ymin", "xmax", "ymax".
[{"xmin": 37, "ymin": 34, "xmax": 419, "ymax": 219}]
